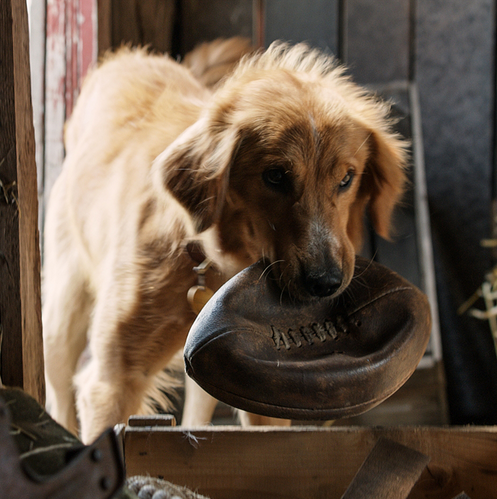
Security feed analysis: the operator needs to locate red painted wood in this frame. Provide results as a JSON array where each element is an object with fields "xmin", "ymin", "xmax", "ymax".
[
  {"xmin": 44, "ymin": 0, "xmax": 67, "ymax": 206},
  {"xmin": 79, "ymin": 0, "xmax": 97, "ymax": 81},
  {"xmin": 44, "ymin": 0, "xmax": 97, "ymax": 207},
  {"xmin": 65, "ymin": 0, "xmax": 78, "ymax": 117}
]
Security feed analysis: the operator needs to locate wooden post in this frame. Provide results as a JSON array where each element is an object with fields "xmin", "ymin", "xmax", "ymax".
[
  {"xmin": 0, "ymin": 0, "xmax": 45, "ymax": 404},
  {"xmin": 97, "ymin": 0, "xmax": 112, "ymax": 55}
]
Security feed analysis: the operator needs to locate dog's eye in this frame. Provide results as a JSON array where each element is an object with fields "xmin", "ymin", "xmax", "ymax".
[
  {"xmin": 263, "ymin": 168, "xmax": 291, "ymax": 193},
  {"xmin": 339, "ymin": 171, "xmax": 354, "ymax": 190}
]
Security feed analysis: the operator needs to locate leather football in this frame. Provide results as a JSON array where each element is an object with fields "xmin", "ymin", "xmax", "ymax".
[{"xmin": 184, "ymin": 256, "xmax": 432, "ymax": 420}]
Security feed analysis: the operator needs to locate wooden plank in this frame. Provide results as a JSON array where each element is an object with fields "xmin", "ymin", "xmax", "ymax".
[
  {"xmin": 78, "ymin": 0, "xmax": 97, "ymax": 79},
  {"xmin": 110, "ymin": 0, "xmax": 140, "ymax": 49},
  {"xmin": 97, "ymin": 0, "xmax": 112, "ymax": 55},
  {"xmin": 44, "ymin": 0, "xmax": 98, "ymax": 227},
  {"xmin": 341, "ymin": 438, "xmax": 429, "ymax": 499},
  {"xmin": 369, "ymin": 83, "xmax": 443, "ymax": 368},
  {"xmin": 252, "ymin": 0, "xmax": 264, "ymax": 48},
  {"xmin": 26, "ymin": 0, "xmax": 46, "ymax": 238},
  {"xmin": 128, "ymin": 414, "xmax": 176, "ymax": 427},
  {"xmin": 180, "ymin": 0, "xmax": 253, "ymax": 55},
  {"xmin": 124, "ymin": 426, "xmax": 497, "ymax": 499},
  {"xmin": 0, "ymin": 0, "xmax": 44, "ymax": 404},
  {"xmin": 343, "ymin": 0, "xmax": 410, "ymax": 84},
  {"xmin": 334, "ymin": 361, "xmax": 448, "ymax": 426},
  {"xmin": 65, "ymin": 0, "xmax": 97, "ymax": 118},
  {"xmin": 109, "ymin": 0, "xmax": 176, "ymax": 54},
  {"xmin": 44, "ymin": 0, "xmax": 66, "ymax": 217},
  {"xmin": 138, "ymin": 0, "xmax": 176, "ymax": 54},
  {"xmin": 65, "ymin": 0, "xmax": 78, "ymax": 118},
  {"xmin": 409, "ymin": 83, "xmax": 442, "ymax": 362},
  {"xmin": 264, "ymin": 0, "xmax": 339, "ymax": 54}
]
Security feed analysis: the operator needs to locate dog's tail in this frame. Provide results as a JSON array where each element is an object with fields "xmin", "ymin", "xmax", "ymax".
[{"xmin": 182, "ymin": 37, "xmax": 255, "ymax": 88}]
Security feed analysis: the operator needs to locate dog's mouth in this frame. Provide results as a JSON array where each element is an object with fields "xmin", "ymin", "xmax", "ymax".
[{"xmin": 258, "ymin": 258, "xmax": 353, "ymax": 303}]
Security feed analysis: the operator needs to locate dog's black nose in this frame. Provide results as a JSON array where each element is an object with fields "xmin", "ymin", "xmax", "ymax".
[{"xmin": 305, "ymin": 270, "xmax": 343, "ymax": 297}]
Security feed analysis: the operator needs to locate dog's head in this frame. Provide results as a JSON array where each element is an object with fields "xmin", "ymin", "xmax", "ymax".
[{"xmin": 155, "ymin": 43, "xmax": 408, "ymax": 300}]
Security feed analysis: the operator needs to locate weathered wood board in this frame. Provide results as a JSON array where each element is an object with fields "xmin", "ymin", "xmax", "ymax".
[
  {"xmin": 0, "ymin": 0, "xmax": 44, "ymax": 403},
  {"xmin": 123, "ymin": 425, "xmax": 497, "ymax": 499}
]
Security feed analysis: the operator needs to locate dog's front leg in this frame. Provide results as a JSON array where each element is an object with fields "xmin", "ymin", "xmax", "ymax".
[
  {"xmin": 238, "ymin": 411, "xmax": 291, "ymax": 426},
  {"xmin": 74, "ymin": 354, "xmax": 149, "ymax": 443},
  {"xmin": 182, "ymin": 377, "xmax": 292, "ymax": 427},
  {"xmin": 182, "ymin": 376, "xmax": 219, "ymax": 426}
]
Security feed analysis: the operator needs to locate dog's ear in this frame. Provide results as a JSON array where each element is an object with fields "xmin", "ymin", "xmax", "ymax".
[
  {"xmin": 153, "ymin": 117, "xmax": 239, "ymax": 233},
  {"xmin": 356, "ymin": 128, "xmax": 408, "ymax": 242},
  {"xmin": 366, "ymin": 129, "xmax": 408, "ymax": 239}
]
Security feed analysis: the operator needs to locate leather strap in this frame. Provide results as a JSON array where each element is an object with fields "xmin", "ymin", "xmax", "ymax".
[
  {"xmin": 185, "ymin": 242, "xmax": 215, "ymax": 315},
  {"xmin": 185, "ymin": 241, "xmax": 207, "ymax": 265}
]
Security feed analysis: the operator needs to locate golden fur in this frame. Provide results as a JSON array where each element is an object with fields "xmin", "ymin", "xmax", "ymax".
[{"xmin": 43, "ymin": 39, "xmax": 408, "ymax": 443}]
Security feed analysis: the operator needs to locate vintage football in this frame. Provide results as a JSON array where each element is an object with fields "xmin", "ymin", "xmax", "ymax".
[{"xmin": 184, "ymin": 256, "xmax": 431, "ymax": 420}]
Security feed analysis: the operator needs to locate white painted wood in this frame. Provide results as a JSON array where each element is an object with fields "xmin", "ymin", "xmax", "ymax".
[
  {"xmin": 410, "ymin": 83, "xmax": 443, "ymax": 364},
  {"xmin": 27, "ymin": 0, "xmax": 46, "ymax": 236},
  {"xmin": 44, "ymin": 0, "xmax": 66, "ymax": 228}
]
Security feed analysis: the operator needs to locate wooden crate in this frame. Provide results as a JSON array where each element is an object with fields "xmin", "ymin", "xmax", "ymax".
[{"xmin": 122, "ymin": 424, "xmax": 497, "ymax": 498}]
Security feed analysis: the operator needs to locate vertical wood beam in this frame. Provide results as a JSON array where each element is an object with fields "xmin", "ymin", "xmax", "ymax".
[
  {"xmin": 97, "ymin": 0, "xmax": 112, "ymax": 55},
  {"xmin": 0, "ymin": 0, "xmax": 45, "ymax": 404},
  {"xmin": 264, "ymin": 0, "xmax": 339, "ymax": 54},
  {"xmin": 44, "ymin": 0, "xmax": 66, "ymax": 214},
  {"xmin": 343, "ymin": 0, "xmax": 410, "ymax": 84},
  {"xmin": 27, "ymin": 0, "xmax": 46, "ymax": 239},
  {"xmin": 44, "ymin": 0, "xmax": 98, "ymax": 219},
  {"xmin": 181, "ymin": 0, "xmax": 252, "ymax": 55}
]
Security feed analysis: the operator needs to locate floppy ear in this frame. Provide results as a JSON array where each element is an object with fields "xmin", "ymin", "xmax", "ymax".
[
  {"xmin": 349, "ymin": 128, "xmax": 408, "ymax": 248},
  {"xmin": 365, "ymin": 129, "xmax": 408, "ymax": 239},
  {"xmin": 153, "ymin": 117, "xmax": 239, "ymax": 233}
]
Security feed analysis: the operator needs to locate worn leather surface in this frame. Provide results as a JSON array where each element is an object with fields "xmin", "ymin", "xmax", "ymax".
[{"xmin": 184, "ymin": 256, "xmax": 432, "ymax": 420}]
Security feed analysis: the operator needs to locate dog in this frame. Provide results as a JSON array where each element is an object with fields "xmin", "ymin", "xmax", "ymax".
[{"xmin": 42, "ymin": 38, "xmax": 408, "ymax": 443}]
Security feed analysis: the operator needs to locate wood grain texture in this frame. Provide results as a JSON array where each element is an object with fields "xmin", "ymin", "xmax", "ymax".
[
  {"xmin": 124, "ymin": 426, "xmax": 497, "ymax": 499},
  {"xmin": 128, "ymin": 414, "xmax": 176, "ymax": 427},
  {"xmin": 110, "ymin": 0, "xmax": 176, "ymax": 54},
  {"xmin": 0, "ymin": 0, "xmax": 44, "ymax": 404},
  {"xmin": 341, "ymin": 438, "xmax": 430, "ymax": 499},
  {"xmin": 97, "ymin": 0, "xmax": 112, "ymax": 54}
]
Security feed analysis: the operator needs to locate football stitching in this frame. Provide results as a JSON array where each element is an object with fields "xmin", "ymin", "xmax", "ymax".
[{"xmin": 270, "ymin": 317, "xmax": 348, "ymax": 350}]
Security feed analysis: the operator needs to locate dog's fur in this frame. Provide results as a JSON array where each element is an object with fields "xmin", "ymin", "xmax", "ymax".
[{"xmin": 43, "ymin": 39, "xmax": 408, "ymax": 443}]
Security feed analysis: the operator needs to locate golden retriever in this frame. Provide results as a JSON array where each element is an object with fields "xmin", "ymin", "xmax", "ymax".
[{"xmin": 42, "ymin": 38, "xmax": 408, "ymax": 443}]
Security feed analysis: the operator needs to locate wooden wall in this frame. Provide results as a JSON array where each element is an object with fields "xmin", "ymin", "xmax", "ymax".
[{"xmin": 415, "ymin": 0, "xmax": 497, "ymax": 424}]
